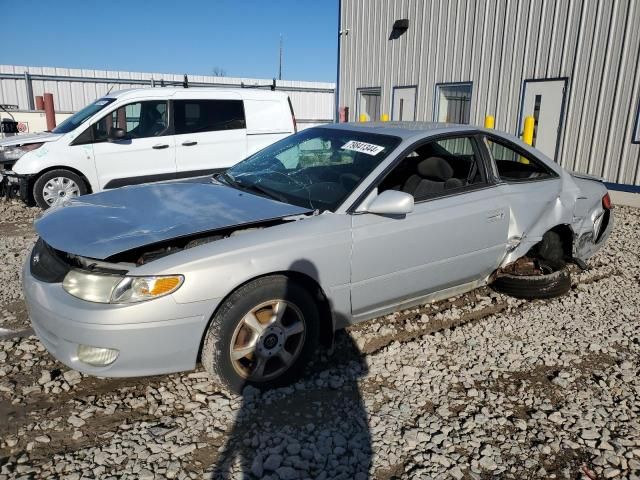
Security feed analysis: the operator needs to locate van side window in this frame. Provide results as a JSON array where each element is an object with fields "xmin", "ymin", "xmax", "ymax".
[
  {"xmin": 486, "ymin": 138, "xmax": 556, "ymax": 181},
  {"xmin": 378, "ymin": 136, "xmax": 486, "ymax": 202},
  {"xmin": 94, "ymin": 101, "xmax": 168, "ymax": 141},
  {"xmin": 174, "ymin": 100, "xmax": 246, "ymax": 135}
]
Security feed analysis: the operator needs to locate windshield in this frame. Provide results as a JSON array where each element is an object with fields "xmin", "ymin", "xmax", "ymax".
[
  {"xmin": 224, "ymin": 127, "xmax": 401, "ymax": 211},
  {"xmin": 52, "ymin": 98, "xmax": 116, "ymax": 134}
]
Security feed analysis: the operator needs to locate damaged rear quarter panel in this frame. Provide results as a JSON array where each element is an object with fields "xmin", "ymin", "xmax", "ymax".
[{"xmin": 499, "ymin": 171, "xmax": 610, "ymax": 266}]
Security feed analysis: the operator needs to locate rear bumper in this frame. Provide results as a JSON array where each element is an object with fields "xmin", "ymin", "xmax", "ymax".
[
  {"xmin": 575, "ymin": 207, "xmax": 614, "ymax": 261},
  {"xmin": 23, "ymin": 259, "xmax": 221, "ymax": 377},
  {"xmin": 0, "ymin": 170, "xmax": 31, "ymax": 203}
]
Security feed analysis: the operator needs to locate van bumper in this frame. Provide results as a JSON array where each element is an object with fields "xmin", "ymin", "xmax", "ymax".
[{"xmin": 0, "ymin": 170, "xmax": 31, "ymax": 204}]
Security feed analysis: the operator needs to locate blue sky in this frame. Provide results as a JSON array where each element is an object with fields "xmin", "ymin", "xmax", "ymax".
[{"xmin": 3, "ymin": 0, "xmax": 339, "ymax": 82}]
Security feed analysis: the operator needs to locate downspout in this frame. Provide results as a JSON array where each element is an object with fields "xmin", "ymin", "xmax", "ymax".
[{"xmin": 334, "ymin": 0, "xmax": 342, "ymax": 123}]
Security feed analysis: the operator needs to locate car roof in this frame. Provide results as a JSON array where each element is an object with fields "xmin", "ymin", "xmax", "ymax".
[
  {"xmin": 320, "ymin": 121, "xmax": 501, "ymax": 140},
  {"xmin": 105, "ymin": 87, "xmax": 288, "ymax": 101}
]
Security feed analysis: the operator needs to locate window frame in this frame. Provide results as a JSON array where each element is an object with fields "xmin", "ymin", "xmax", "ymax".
[
  {"xmin": 348, "ymin": 132, "xmax": 496, "ymax": 213},
  {"xmin": 633, "ymin": 97, "xmax": 640, "ymax": 144},
  {"xmin": 72, "ymin": 99, "xmax": 172, "ymax": 145},
  {"xmin": 172, "ymin": 98, "xmax": 247, "ymax": 135},
  {"xmin": 356, "ymin": 87, "xmax": 382, "ymax": 122},
  {"xmin": 433, "ymin": 82, "xmax": 473, "ymax": 124},
  {"xmin": 482, "ymin": 133, "xmax": 560, "ymax": 184}
]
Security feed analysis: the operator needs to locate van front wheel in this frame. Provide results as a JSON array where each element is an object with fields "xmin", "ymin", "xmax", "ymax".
[{"xmin": 33, "ymin": 169, "xmax": 87, "ymax": 209}]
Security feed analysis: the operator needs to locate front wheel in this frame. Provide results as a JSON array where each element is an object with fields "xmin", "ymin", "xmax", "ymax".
[
  {"xmin": 33, "ymin": 169, "xmax": 87, "ymax": 209},
  {"xmin": 201, "ymin": 276, "xmax": 320, "ymax": 394}
]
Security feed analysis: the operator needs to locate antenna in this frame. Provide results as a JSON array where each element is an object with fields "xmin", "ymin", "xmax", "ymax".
[{"xmin": 278, "ymin": 34, "xmax": 283, "ymax": 80}]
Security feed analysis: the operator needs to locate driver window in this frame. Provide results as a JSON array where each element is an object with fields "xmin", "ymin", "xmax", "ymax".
[
  {"xmin": 378, "ymin": 136, "xmax": 485, "ymax": 202},
  {"xmin": 93, "ymin": 100, "xmax": 168, "ymax": 142}
]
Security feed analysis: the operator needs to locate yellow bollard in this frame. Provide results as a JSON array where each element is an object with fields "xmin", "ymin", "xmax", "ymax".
[
  {"xmin": 381, "ymin": 113, "xmax": 390, "ymax": 122},
  {"xmin": 522, "ymin": 116, "xmax": 535, "ymax": 146},
  {"xmin": 484, "ymin": 115, "xmax": 495, "ymax": 129},
  {"xmin": 520, "ymin": 115, "xmax": 535, "ymax": 164},
  {"xmin": 359, "ymin": 113, "xmax": 368, "ymax": 122}
]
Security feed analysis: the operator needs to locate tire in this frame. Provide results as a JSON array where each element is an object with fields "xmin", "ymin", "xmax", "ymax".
[
  {"xmin": 201, "ymin": 275, "xmax": 320, "ymax": 394},
  {"xmin": 492, "ymin": 268, "xmax": 571, "ymax": 299},
  {"xmin": 33, "ymin": 169, "xmax": 88, "ymax": 210}
]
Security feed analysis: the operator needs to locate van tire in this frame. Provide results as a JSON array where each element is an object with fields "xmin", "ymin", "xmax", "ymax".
[{"xmin": 33, "ymin": 169, "xmax": 87, "ymax": 209}]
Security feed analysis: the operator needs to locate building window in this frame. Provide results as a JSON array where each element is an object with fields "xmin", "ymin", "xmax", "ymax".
[
  {"xmin": 357, "ymin": 88, "xmax": 381, "ymax": 122},
  {"xmin": 435, "ymin": 83, "xmax": 472, "ymax": 124}
]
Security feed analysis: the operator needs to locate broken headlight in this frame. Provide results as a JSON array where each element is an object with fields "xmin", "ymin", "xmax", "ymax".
[
  {"xmin": 62, "ymin": 270, "xmax": 183, "ymax": 304},
  {"xmin": 0, "ymin": 143, "xmax": 44, "ymax": 162}
]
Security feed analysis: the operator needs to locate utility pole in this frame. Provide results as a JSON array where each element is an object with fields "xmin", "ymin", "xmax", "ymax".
[{"xmin": 278, "ymin": 34, "xmax": 283, "ymax": 80}]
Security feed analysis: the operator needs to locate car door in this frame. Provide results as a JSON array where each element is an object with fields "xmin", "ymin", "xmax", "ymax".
[
  {"xmin": 350, "ymin": 135, "xmax": 510, "ymax": 317},
  {"xmin": 173, "ymin": 97, "xmax": 247, "ymax": 177},
  {"xmin": 91, "ymin": 100, "xmax": 176, "ymax": 189}
]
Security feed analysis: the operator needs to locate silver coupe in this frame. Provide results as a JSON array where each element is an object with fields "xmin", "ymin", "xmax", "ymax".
[{"xmin": 23, "ymin": 122, "xmax": 613, "ymax": 392}]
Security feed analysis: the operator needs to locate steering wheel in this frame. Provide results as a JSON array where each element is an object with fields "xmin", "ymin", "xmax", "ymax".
[{"xmin": 259, "ymin": 170, "xmax": 316, "ymax": 208}]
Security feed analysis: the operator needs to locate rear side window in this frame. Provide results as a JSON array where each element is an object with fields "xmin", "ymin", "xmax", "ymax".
[
  {"xmin": 174, "ymin": 99, "xmax": 246, "ymax": 135},
  {"xmin": 486, "ymin": 138, "xmax": 556, "ymax": 181}
]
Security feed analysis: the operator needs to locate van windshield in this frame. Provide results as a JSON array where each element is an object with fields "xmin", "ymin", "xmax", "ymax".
[
  {"xmin": 52, "ymin": 98, "xmax": 116, "ymax": 134},
  {"xmin": 223, "ymin": 127, "xmax": 401, "ymax": 212}
]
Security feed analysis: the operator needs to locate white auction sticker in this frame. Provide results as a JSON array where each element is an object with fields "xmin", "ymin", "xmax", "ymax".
[{"xmin": 341, "ymin": 140, "xmax": 385, "ymax": 156}]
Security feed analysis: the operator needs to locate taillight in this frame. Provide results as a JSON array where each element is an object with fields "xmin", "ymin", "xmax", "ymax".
[
  {"xmin": 602, "ymin": 192, "xmax": 612, "ymax": 210},
  {"xmin": 287, "ymin": 97, "xmax": 297, "ymax": 133}
]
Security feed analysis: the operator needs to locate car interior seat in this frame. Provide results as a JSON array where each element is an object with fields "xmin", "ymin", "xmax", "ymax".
[{"xmin": 402, "ymin": 156, "xmax": 464, "ymax": 198}]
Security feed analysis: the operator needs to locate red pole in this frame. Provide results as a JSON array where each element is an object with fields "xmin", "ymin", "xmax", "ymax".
[
  {"xmin": 43, "ymin": 93, "xmax": 56, "ymax": 130},
  {"xmin": 35, "ymin": 95, "xmax": 44, "ymax": 110}
]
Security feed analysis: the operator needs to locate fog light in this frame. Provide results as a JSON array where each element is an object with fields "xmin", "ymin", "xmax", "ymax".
[{"xmin": 77, "ymin": 344, "xmax": 119, "ymax": 366}]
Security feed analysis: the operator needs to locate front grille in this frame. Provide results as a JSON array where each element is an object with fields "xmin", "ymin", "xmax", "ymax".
[{"xmin": 30, "ymin": 238, "xmax": 71, "ymax": 283}]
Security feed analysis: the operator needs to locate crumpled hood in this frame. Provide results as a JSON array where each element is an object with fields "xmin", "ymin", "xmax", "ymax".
[
  {"xmin": 0, "ymin": 131, "xmax": 64, "ymax": 147},
  {"xmin": 35, "ymin": 179, "xmax": 312, "ymax": 259}
]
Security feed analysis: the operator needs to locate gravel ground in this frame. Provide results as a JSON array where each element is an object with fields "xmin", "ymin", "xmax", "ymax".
[{"xmin": 0, "ymin": 199, "xmax": 639, "ymax": 480}]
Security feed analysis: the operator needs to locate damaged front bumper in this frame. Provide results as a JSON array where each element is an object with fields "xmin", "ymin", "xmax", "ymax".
[{"xmin": 0, "ymin": 169, "xmax": 31, "ymax": 203}]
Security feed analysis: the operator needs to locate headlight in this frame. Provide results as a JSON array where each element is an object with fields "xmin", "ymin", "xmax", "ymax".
[
  {"xmin": 62, "ymin": 270, "xmax": 183, "ymax": 304},
  {"xmin": 1, "ymin": 142, "xmax": 44, "ymax": 161}
]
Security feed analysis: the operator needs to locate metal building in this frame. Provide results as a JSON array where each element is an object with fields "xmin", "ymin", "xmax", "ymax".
[
  {"xmin": 0, "ymin": 65, "xmax": 335, "ymax": 130},
  {"xmin": 337, "ymin": 0, "xmax": 640, "ymax": 187}
]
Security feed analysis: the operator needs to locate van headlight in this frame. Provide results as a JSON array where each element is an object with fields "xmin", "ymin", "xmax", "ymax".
[
  {"xmin": 62, "ymin": 270, "xmax": 183, "ymax": 304},
  {"xmin": 1, "ymin": 143, "xmax": 44, "ymax": 161}
]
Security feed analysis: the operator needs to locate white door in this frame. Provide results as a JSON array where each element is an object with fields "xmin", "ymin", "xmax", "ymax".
[
  {"xmin": 173, "ymin": 99, "xmax": 247, "ymax": 175},
  {"xmin": 392, "ymin": 86, "xmax": 416, "ymax": 121},
  {"xmin": 519, "ymin": 79, "xmax": 567, "ymax": 160},
  {"xmin": 91, "ymin": 100, "xmax": 176, "ymax": 189}
]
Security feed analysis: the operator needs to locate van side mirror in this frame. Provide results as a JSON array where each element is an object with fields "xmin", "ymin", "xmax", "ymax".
[
  {"xmin": 362, "ymin": 190, "xmax": 414, "ymax": 216},
  {"xmin": 108, "ymin": 127, "xmax": 128, "ymax": 141}
]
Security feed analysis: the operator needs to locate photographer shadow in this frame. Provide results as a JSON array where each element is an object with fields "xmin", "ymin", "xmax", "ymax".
[{"xmin": 209, "ymin": 260, "xmax": 371, "ymax": 480}]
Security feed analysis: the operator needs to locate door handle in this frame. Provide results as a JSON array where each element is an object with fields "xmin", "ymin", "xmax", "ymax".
[
  {"xmin": 152, "ymin": 144, "xmax": 169, "ymax": 150},
  {"xmin": 182, "ymin": 141, "xmax": 198, "ymax": 146}
]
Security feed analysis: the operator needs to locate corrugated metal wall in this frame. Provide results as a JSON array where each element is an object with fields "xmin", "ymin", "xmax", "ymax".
[
  {"xmin": 339, "ymin": 0, "xmax": 640, "ymax": 185},
  {"xmin": 0, "ymin": 65, "xmax": 335, "ymax": 128}
]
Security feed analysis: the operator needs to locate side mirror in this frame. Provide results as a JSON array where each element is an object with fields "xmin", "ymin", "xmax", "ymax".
[
  {"xmin": 363, "ymin": 190, "xmax": 414, "ymax": 216},
  {"xmin": 108, "ymin": 127, "xmax": 128, "ymax": 141}
]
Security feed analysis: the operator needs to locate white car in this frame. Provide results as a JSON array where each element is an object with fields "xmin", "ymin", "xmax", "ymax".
[{"xmin": 0, "ymin": 87, "xmax": 297, "ymax": 209}]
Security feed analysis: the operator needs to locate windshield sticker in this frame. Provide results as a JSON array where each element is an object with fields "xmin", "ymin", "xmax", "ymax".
[
  {"xmin": 95, "ymin": 100, "xmax": 109, "ymax": 106},
  {"xmin": 341, "ymin": 140, "xmax": 385, "ymax": 156}
]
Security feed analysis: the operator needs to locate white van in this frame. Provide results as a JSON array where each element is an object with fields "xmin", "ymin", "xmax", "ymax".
[{"xmin": 0, "ymin": 87, "xmax": 297, "ymax": 208}]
